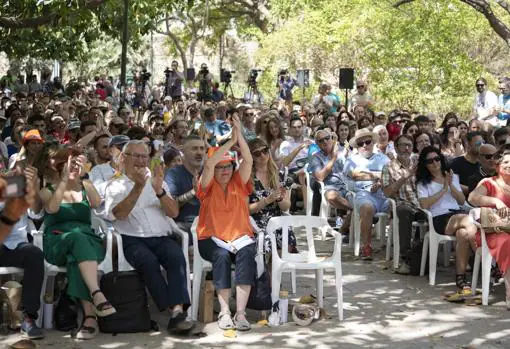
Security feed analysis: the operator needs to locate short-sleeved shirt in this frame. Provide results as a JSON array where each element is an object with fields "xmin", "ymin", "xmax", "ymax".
[
  {"xmin": 165, "ymin": 164, "xmax": 200, "ymax": 223},
  {"xmin": 344, "ymin": 152, "xmax": 390, "ymax": 192},
  {"xmin": 448, "ymin": 156, "xmax": 479, "ymax": 187},
  {"xmin": 279, "ymin": 137, "xmax": 310, "ymax": 170},
  {"xmin": 204, "ymin": 119, "xmax": 230, "ymax": 145},
  {"xmin": 309, "ymin": 150, "xmax": 346, "ymax": 189},
  {"xmin": 197, "ymin": 171, "xmax": 253, "ymax": 241},
  {"xmin": 381, "ymin": 157, "xmax": 419, "ymax": 207},
  {"xmin": 417, "ymin": 174, "xmax": 462, "ymax": 217}
]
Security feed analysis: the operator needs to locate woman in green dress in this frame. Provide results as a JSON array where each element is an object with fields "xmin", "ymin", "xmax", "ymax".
[{"xmin": 39, "ymin": 147, "xmax": 116, "ymax": 339}]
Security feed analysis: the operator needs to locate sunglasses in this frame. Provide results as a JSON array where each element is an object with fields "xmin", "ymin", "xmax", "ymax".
[
  {"xmin": 476, "ymin": 84, "xmax": 485, "ymax": 87},
  {"xmin": 482, "ymin": 153, "xmax": 496, "ymax": 160},
  {"xmin": 253, "ymin": 147, "xmax": 269, "ymax": 157},
  {"xmin": 357, "ymin": 139, "xmax": 372, "ymax": 147},
  {"xmin": 154, "ymin": 123, "xmax": 164, "ymax": 127},
  {"xmin": 425, "ymin": 156, "xmax": 441, "ymax": 165},
  {"xmin": 357, "ymin": 85, "xmax": 365, "ymax": 88},
  {"xmin": 317, "ymin": 135, "xmax": 331, "ymax": 144}
]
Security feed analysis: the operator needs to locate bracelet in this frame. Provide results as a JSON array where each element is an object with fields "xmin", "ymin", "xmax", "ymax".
[
  {"xmin": 156, "ymin": 188, "xmax": 167, "ymax": 198},
  {"xmin": 0, "ymin": 214, "xmax": 19, "ymax": 226}
]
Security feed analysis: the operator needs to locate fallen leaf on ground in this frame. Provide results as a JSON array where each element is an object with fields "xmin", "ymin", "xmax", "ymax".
[{"xmin": 223, "ymin": 329, "xmax": 237, "ymax": 338}]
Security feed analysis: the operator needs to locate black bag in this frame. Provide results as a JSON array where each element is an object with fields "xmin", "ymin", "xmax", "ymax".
[
  {"xmin": 54, "ymin": 285, "xmax": 78, "ymax": 332},
  {"xmin": 408, "ymin": 227, "xmax": 428, "ymax": 276},
  {"xmin": 98, "ymin": 235, "xmax": 152, "ymax": 334},
  {"xmin": 247, "ymin": 269, "xmax": 272, "ymax": 311}
]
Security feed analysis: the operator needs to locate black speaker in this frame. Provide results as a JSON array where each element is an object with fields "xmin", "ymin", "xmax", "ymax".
[
  {"xmin": 186, "ymin": 68, "xmax": 196, "ymax": 81},
  {"xmin": 339, "ymin": 68, "xmax": 354, "ymax": 89}
]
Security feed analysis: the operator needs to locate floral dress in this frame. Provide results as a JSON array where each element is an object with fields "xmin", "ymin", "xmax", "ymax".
[{"xmin": 249, "ymin": 172, "xmax": 297, "ymax": 253}]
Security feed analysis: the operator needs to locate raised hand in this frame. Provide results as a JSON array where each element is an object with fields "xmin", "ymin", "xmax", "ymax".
[
  {"xmin": 133, "ymin": 167, "xmax": 148, "ymax": 187},
  {"xmin": 151, "ymin": 164, "xmax": 164, "ymax": 195}
]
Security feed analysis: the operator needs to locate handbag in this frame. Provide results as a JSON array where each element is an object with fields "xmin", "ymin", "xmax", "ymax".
[
  {"xmin": 480, "ymin": 207, "xmax": 510, "ymax": 233},
  {"xmin": 54, "ymin": 284, "xmax": 78, "ymax": 332},
  {"xmin": 246, "ymin": 266, "xmax": 272, "ymax": 311},
  {"xmin": 98, "ymin": 234, "xmax": 152, "ymax": 334}
]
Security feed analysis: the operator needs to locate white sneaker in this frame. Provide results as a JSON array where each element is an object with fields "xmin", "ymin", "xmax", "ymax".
[{"xmin": 395, "ymin": 263, "xmax": 411, "ymax": 275}]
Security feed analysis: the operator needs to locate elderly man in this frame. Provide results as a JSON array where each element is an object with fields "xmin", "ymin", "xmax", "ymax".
[
  {"xmin": 310, "ymin": 129, "xmax": 351, "ymax": 232},
  {"xmin": 466, "ymin": 143, "xmax": 497, "ymax": 194},
  {"xmin": 105, "ymin": 140, "xmax": 193, "ymax": 333},
  {"xmin": 344, "ymin": 128, "xmax": 390, "ymax": 260},
  {"xmin": 381, "ymin": 134, "xmax": 426, "ymax": 274}
]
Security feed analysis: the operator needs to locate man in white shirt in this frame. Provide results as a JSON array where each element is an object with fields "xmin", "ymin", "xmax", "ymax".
[
  {"xmin": 278, "ymin": 116, "xmax": 311, "ymax": 171},
  {"xmin": 105, "ymin": 140, "xmax": 193, "ymax": 334},
  {"xmin": 473, "ymin": 77, "xmax": 498, "ymax": 124},
  {"xmin": 351, "ymin": 80, "xmax": 373, "ymax": 110}
]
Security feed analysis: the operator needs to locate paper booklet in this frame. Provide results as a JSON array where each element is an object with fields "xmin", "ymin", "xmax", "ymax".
[{"xmin": 211, "ymin": 235, "xmax": 255, "ymax": 254}]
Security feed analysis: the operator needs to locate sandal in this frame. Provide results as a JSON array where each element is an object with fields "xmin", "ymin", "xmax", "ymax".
[
  {"xmin": 217, "ymin": 310, "xmax": 234, "ymax": 330},
  {"xmin": 91, "ymin": 290, "xmax": 116, "ymax": 317},
  {"xmin": 233, "ymin": 312, "xmax": 251, "ymax": 331},
  {"xmin": 456, "ymin": 274, "xmax": 471, "ymax": 290},
  {"xmin": 75, "ymin": 316, "xmax": 98, "ymax": 340}
]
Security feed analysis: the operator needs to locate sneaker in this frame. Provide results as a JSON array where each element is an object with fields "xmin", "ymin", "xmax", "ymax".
[
  {"xmin": 167, "ymin": 312, "xmax": 195, "ymax": 334},
  {"xmin": 395, "ymin": 262, "xmax": 411, "ymax": 275},
  {"xmin": 20, "ymin": 318, "xmax": 44, "ymax": 340},
  {"xmin": 361, "ymin": 244, "xmax": 373, "ymax": 261}
]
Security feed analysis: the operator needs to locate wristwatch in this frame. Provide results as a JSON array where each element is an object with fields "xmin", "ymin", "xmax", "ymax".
[{"xmin": 156, "ymin": 189, "xmax": 167, "ymax": 198}]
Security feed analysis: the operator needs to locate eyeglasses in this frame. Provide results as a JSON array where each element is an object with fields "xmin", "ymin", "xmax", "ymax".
[
  {"xmin": 425, "ymin": 156, "xmax": 441, "ymax": 165},
  {"xmin": 482, "ymin": 153, "xmax": 496, "ymax": 160},
  {"xmin": 398, "ymin": 143, "xmax": 413, "ymax": 149},
  {"xmin": 357, "ymin": 85, "xmax": 365, "ymax": 88},
  {"xmin": 357, "ymin": 139, "xmax": 372, "ymax": 147},
  {"xmin": 215, "ymin": 163, "xmax": 233, "ymax": 171},
  {"xmin": 476, "ymin": 84, "xmax": 485, "ymax": 87},
  {"xmin": 252, "ymin": 147, "xmax": 269, "ymax": 157},
  {"xmin": 124, "ymin": 153, "xmax": 149, "ymax": 160},
  {"xmin": 317, "ymin": 135, "xmax": 331, "ymax": 144}
]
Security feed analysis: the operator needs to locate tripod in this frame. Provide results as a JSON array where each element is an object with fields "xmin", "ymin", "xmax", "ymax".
[
  {"xmin": 246, "ymin": 83, "xmax": 260, "ymax": 104},
  {"xmin": 223, "ymin": 81, "xmax": 234, "ymax": 99}
]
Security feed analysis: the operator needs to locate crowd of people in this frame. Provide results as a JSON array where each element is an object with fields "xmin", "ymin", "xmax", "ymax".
[{"xmin": 0, "ymin": 70, "xmax": 509, "ymax": 341}]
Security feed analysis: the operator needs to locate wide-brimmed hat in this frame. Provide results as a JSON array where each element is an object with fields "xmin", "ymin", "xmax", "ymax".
[
  {"xmin": 108, "ymin": 135, "xmax": 130, "ymax": 148},
  {"xmin": 349, "ymin": 128, "xmax": 376, "ymax": 148}
]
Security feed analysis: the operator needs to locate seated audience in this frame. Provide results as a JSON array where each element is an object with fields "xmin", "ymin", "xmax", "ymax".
[
  {"xmin": 196, "ymin": 115, "xmax": 255, "ymax": 331},
  {"xmin": 467, "ymin": 144, "xmax": 497, "ymax": 194},
  {"xmin": 39, "ymin": 147, "xmax": 115, "ymax": 340},
  {"xmin": 105, "ymin": 140, "xmax": 193, "ymax": 334},
  {"xmin": 344, "ymin": 128, "xmax": 390, "ymax": 260},
  {"xmin": 416, "ymin": 146, "xmax": 476, "ymax": 290},
  {"xmin": 449, "ymin": 131, "xmax": 484, "ymax": 195}
]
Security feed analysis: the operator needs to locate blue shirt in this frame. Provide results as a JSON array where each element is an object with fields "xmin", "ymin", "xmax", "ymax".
[
  {"xmin": 498, "ymin": 94, "xmax": 510, "ymax": 121},
  {"xmin": 278, "ymin": 78, "xmax": 297, "ymax": 100},
  {"xmin": 309, "ymin": 150, "xmax": 346, "ymax": 188},
  {"xmin": 344, "ymin": 152, "xmax": 390, "ymax": 192},
  {"xmin": 164, "ymin": 164, "xmax": 200, "ymax": 223}
]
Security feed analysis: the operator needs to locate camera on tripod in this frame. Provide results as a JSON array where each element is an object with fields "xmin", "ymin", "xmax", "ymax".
[
  {"xmin": 248, "ymin": 69, "xmax": 262, "ymax": 87},
  {"xmin": 141, "ymin": 69, "xmax": 151, "ymax": 82},
  {"xmin": 164, "ymin": 67, "xmax": 172, "ymax": 77},
  {"xmin": 220, "ymin": 69, "xmax": 235, "ymax": 85}
]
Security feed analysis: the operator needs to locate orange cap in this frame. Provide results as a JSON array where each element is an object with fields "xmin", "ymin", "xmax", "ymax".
[{"xmin": 22, "ymin": 129, "xmax": 44, "ymax": 144}]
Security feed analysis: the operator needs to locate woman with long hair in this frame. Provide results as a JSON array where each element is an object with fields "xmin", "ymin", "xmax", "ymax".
[
  {"xmin": 38, "ymin": 146, "xmax": 114, "ymax": 339},
  {"xmin": 469, "ymin": 148, "xmax": 510, "ymax": 308},
  {"xmin": 402, "ymin": 121, "xmax": 419, "ymax": 138},
  {"xmin": 440, "ymin": 112, "xmax": 458, "ymax": 129},
  {"xmin": 265, "ymin": 118, "xmax": 286, "ymax": 162},
  {"xmin": 247, "ymin": 138, "xmax": 296, "ymax": 253},
  {"xmin": 416, "ymin": 146, "xmax": 476, "ymax": 290},
  {"xmin": 440, "ymin": 124, "xmax": 464, "ymax": 160}
]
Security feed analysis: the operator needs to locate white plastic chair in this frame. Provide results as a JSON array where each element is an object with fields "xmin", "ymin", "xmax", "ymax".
[
  {"xmin": 348, "ymin": 191, "xmax": 389, "ymax": 256},
  {"xmin": 189, "ymin": 216, "xmax": 292, "ymax": 321},
  {"xmin": 304, "ymin": 164, "xmax": 314, "ymax": 217},
  {"xmin": 471, "ymin": 223, "xmax": 494, "ymax": 306},
  {"xmin": 267, "ymin": 216, "xmax": 343, "ymax": 320},
  {"xmin": 419, "ymin": 209, "xmax": 456, "ymax": 285}
]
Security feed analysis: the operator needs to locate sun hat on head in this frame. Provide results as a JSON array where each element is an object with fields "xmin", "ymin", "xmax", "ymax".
[
  {"xmin": 349, "ymin": 128, "xmax": 376, "ymax": 148},
  {"xmin": 207, "ymin": 146, "xmax": 237, "ymax": 165},
  {"xmin": 108, "ymin": 135, "xmax": 130, "ymax": 148}
]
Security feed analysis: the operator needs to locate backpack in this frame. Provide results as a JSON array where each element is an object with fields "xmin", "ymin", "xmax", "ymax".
[
  {"xmin": 98, "ymin": 235, "xmax": 152, "ymax": 334},
  {"xmin": 247, "ymin": 267, "xmax": 272, "ymax": 311}
]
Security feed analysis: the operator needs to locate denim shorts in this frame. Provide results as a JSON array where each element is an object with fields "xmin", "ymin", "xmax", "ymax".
[{"xmin": 354, "ymin": 191, "xmax": 389, "ymax": 213}]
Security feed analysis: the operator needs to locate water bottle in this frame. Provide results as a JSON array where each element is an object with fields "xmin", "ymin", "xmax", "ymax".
[{"xmin": 279, "ymin": 290, "xmax": 289, "ymax": 324}]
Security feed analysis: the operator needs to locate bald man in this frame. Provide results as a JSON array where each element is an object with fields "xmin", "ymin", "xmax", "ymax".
[{"xmin": 467, "ymin": 143, "xmax": 497, "ymax": 194}]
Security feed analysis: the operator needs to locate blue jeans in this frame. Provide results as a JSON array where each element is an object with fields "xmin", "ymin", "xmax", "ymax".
[
  {"xmin": 122, "ymin": 235, "xmax": 190, "ymax": 312},
  {"xmin": 198, "ymin": 238, "xmax": 256, "ymax": 290}
]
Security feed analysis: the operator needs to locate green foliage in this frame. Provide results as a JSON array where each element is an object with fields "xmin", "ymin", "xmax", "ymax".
[{"xmin": 257, "ymin": 0, "xmax": 510, "ymax": 116}]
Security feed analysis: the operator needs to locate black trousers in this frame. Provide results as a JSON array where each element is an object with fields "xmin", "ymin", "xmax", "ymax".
[
  {"xmin": 0, "ymin": 243, "xmax": 44, "ymax": 319},
  {"xmin": 122, "ymin": 235, "xmax": 191, "ymax": 312}
]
